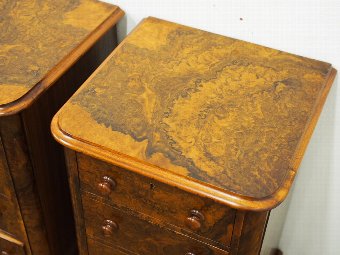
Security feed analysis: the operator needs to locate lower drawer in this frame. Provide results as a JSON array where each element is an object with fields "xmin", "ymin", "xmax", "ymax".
[
  {"xmin": 82, "ymin": 192, "xmax": 229, "ymax": 255},
  {"xmin": 0, "ymin": 230, "xmax": 26, "ymax": 255},
  {"xmin": 88, "ymin": 238, "xmax": 132, "ymax": 255}
]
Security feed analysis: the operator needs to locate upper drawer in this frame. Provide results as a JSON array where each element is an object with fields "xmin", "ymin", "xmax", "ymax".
[
  {"xmin": 78, "ymin": 153, "xmax": 235, "ymax": 249},
  {"xmin": 82, "ymin": 193, "xmax": 228, "ymax": 255}
]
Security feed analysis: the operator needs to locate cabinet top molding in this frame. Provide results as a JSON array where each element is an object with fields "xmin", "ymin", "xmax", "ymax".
[
  {"xmin": 0, "ymin": 0, "xmax": 124, "ymax": 115},
  {"xmin": 52, "ymin": 17, "xmax": 336, "ymax": 211}
]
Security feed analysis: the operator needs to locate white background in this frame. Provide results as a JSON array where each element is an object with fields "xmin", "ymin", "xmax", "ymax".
[{"xmin": 104, "ymin": 1, "xmax": 340, "ymax": 254}]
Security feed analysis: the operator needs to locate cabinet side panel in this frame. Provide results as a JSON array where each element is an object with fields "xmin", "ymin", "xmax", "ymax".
[
  {"xmin": 0, "ymin": 131, "xmax": 14, "ymax": 199},
  {"xmin": 0, "ymin": 127, "xmax": 32, "ymax": 255},
  {"xmin": 65, "ymin": 149, "xmax": 89, "ymax": 255},
  {"xmin": 237, "ymin": 211, "xmax": 269, "ymax": 255},
  {"xmin": 261, "ymin": 196, "xmax": 291, "ymax": 255},
  {"xmin": 0, "ymin": 115, "xmax": 50, "ymax": 255},
  {"xmin": 20, "ymin": 25, "xmax": 118, "ymax": 255}
]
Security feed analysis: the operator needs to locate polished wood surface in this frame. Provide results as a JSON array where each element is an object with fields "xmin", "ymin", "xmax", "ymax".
[
  {"xmin": 83, "ymin": 192, "xmax": 229, "ymax": 255},
  {"xmin": 53, "ymin": 17, "xmax": 336, "ymax": 211},
  {"xmin": 0, "ymin": 0, "xmax": 124, "ymax": 115},
  {"xmin": 0, "ymin": 1, "xmax": 124, "ymax": 254}
]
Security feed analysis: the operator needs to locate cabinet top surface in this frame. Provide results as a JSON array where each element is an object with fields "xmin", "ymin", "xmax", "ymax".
[
  {"xmin": 0, "ymin": 0, "xmax": 123, "ymax": 113},
  {"xmin": 53, "ymin": 17, "xmax": 336, "ymax": 210}
]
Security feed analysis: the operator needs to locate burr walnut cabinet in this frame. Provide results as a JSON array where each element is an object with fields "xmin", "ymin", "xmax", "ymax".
[
  {"xmin": 0, "ymin": 1, "xmax": 124, "ymax": 254},
  {"xmin": 51, "ymin": 17, "xmax": 336, "ymax": 255}
]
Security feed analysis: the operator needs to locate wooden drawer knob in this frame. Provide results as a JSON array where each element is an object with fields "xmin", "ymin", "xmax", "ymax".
[
  {"xmin": 98, "ymin": 176, "xmax": 116, "ymax": 195},
  {"xmin": 185, "ymin": 210, "xmax": 205, "ymax": 231},
  {"xmin": 102, "ymin": 219, "xmax": 118, "ymax": 236}
]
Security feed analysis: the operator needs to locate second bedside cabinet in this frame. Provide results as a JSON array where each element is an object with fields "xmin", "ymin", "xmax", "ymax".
[{"xmin": 0, "ymin": 1, "xmax": 124, "ymax": 254}]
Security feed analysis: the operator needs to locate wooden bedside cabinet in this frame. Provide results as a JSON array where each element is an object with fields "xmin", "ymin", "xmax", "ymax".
[
  {"xmin": 51, "ymin": 17, "xmax": 336, "ymax": 255},
  {"xmin": 0, "ymin": 1, "xmax": 124, "ymax": 254}
]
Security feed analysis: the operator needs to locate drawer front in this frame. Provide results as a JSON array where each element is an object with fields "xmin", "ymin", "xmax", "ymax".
[
  {"xmin": 78, "ymin": 154, "xmax": 235, "ymax": 248},
  {"xmin": 0, "ymin": 232, "xmax": 26, "ymax": 255},
  {"xmin": 82, "ymin": 193, "xmax": 229, "ymax": 255},
  {"xmin": 0, "ymin": 196, "xmax": 21, "ymax": 237},
  {"xmin": 88, "ymin": 238, "xmax": 132, "ymax": 255}
]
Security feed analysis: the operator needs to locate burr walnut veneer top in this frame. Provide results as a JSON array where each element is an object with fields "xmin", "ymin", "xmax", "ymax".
[
  {"xmin": 0, "ymin": 0, "xmax": 124, "ymax": 115},
  {"xmin": 52, "ymin": 17, "xmax": 336, "ymax": 211}
]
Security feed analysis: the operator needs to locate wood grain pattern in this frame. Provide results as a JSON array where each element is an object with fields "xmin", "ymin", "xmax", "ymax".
[
  {"xmin": 0, "ymin": 0, "xmax": 124, "ymax": 115},
  {"xmin": 82, "ymin": 192, "xmax": 229, "ymax": 255},
  {"xmin": 78, "ymin": 153, "xmax": 235, "ymax": 249},
  {"xmin": 53, "ymin": 17, "xmax": 336, "ymax": 210}
]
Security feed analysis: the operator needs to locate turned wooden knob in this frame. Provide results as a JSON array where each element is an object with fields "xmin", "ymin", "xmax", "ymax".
[
  {"xmin": 102, "ymin": 219, "xmax": 118, "ymax": 236},
  {"xmin": 98, "ymin": 176, "xmax": 116, "ymax": 195},
  {"xmin": 185, "ymin": 210, "xmax": 205, "ymax": 231}
]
